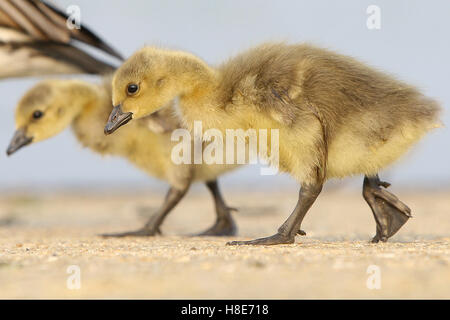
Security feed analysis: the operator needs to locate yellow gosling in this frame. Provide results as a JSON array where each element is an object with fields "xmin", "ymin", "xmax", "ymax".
[
  {"xmin": 7, "ymin": 77, "xmax": 239, "ymax": 237},
  {"xmin": 106, "ymin": 42, "xmax": 442, "ymax": 245}
]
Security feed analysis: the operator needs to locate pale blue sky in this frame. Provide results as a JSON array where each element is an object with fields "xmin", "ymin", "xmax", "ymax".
[{"xmin": 0, "ymin": 0, "xmax": 448, "ymax": 191}]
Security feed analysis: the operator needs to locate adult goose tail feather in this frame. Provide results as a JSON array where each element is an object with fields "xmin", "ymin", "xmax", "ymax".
[
  {"xmin": 0, "ymin": 40, "xmax": 116, "ymax": 78},
  {"xmin": 0, "ymin": 0, "xmax": 123, "ymax": 79},
  {"xmin": 38, "ymin": 0, "xmax": 124, "ymax": 60}
]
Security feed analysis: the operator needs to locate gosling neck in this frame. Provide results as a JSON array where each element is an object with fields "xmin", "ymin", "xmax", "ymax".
[
  {"xmin": 64, "ymin": 80, "xmax": 102, "ymax": 122},
  {"xmin": 168, "ymin": 55, "xmax": 231, "ymax": 133},
  {"xmin": 173, "ymin": 58, "xmax": 221, "ymax": 124},
  {"xmin": 70, "ymin": 81, "xmax": 113, "ymax": 153},
  {"xmin": 170, "ymin": 54, "xmax": 218, "ymax": 100}
]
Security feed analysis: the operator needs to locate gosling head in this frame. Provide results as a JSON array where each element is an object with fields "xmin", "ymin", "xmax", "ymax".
[
  {"xmin": 105, "ymin": 47, "xmax": 197, "ymax": 134},
  {"xmin": 7, "ymin": 80, "xmax": 85, "ymax": 155}
]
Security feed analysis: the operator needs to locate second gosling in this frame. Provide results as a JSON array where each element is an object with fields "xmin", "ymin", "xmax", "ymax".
[
  {"xmin": 7, "ymin": 78, "xmax": 239, "ymax": 237},
  {"xmin": 105, "ymin": 43, "xmax": 442, "ymax": 245}
]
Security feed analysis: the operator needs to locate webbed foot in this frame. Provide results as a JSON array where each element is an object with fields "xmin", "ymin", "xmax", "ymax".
[
  {"xmin": 196, "ymin": 217, "xmax": 237, "ymax": 236},
  {"xmin": 226, "ymin": 232, "xmax": 295, "ymax": 246},
  {"xmin": 100, "ymin": 227, "xmax": 161, "ymax": 238},
  {"xmin": 363, "ymin": 175, "xmax": 411, "ymax": 243}
]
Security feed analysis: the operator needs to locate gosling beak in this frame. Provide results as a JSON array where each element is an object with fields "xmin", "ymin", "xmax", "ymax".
[
  {"xmin": 104, "ymin": 104, "xmax": 133, "ymax": 135},
  {"xmin": 6, "ymin": 128, "xmax": 33, "ymax": 156}
]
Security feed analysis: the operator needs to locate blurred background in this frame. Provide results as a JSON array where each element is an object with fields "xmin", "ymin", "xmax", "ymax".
[
  {"xmin": 0, "ymin": 1, "xmax": 449, "ymax": 300},
  {"xmin": 0, "ymin": 0, "xmax": 448, "ymax": 193}
]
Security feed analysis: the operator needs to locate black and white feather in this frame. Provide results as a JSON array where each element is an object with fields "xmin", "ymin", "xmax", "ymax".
[{"xmin": 0, "ymin": 0, "xmax": 123, "ymax": 79}]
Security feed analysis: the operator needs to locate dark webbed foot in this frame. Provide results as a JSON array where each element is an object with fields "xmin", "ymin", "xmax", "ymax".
[
  {"xmin": 227, "ymin": 181, "xmax": 322, "ymax": 246},
  {"xmin": 371, "ymin": 186, "xmax": 411, "ymax": 217},
  {"xmin": 369, "ymin": 200, "xmax": 410, "ymax": 244},
  {"xmin": 363, "ymin": 175, "xmax": 411, "ymax": 242},
  {"xmin": 202, "ymin": 181, "xmax": 239, "ymax": 236},
  {"xmin": 297, "ymin": 229, "xmax": 306, "ymax": 236},
  {"xmin": 100, "ymin": 227, "xmax": 161, "ymax": 238},
  {"xmin": 101, "ymin": 186, "xmax": 188, "ymax": 238},
  {"xmin": 196, "ymin": 216, "xmax": 237, "ymax": 236},
  {"xmin": 371, "ymin": 235, "xmax": 385, "ymax": 243},
  {"xmin": 370, "ymin": 229, "xmax": 388, "ymax": 243},
  {"xmin": 227, "ymin": 232, "xmax": 295, "ymax": 246}
]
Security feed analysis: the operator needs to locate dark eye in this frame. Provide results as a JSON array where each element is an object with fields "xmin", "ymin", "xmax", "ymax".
[
  {"xmin": 127, "ymin": 83, "xmax": 139, "ymax": 95},
  {"xmin": 32, "ymin": 110, "xmax": 43, "ymax": 119}
]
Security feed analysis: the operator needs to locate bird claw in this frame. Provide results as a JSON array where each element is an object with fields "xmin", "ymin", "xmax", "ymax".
[
  {"xmin": 226, "ymin": 232, "xmax": 295, "ymax": 246},
  {"xmin": 196, "ymin": 218, "xmax": 237, "ymax": 236},
  {"xmin": 99, "ymin": 227, "xmax": 162, "ymax": 238},
  {"xmin": 378, "ymin": 180, "xmax": 391, "ymax": 188}
]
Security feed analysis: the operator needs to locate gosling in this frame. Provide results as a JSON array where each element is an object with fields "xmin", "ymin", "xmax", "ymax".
[
  {"xmin": 0, "ymin": 0, "xmax": 122, "ymax": 78},
  {"xmin": 105, "ymin": 42, "xmax": 442, "ymax": 245},
  {"xmin": 6, "ymin": 77, "xmax": 239, "ymax": 237}
]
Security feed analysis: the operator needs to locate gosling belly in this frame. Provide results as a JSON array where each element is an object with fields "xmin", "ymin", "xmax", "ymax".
[{"xmin": 327, "ymin": 120, "xmax": 437, "ymax": 178}]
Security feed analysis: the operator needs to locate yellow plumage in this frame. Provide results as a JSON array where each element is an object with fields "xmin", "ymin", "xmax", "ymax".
[
  {"xmin": 108, "ymin": 42, "xmax": 442, "ymax": 245},
  {"xmin": 11, "ymin": 77, "xmax": 239, "ymax": 236},
  {"xmin": 112, "ymin": 43, "xmax": 441, "ymax": 184}
]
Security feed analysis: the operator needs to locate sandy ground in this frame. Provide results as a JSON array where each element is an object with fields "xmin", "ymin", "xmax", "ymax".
[{"xmin": 0, "ymin": 187, "xmax": 449, "ymax": 299}]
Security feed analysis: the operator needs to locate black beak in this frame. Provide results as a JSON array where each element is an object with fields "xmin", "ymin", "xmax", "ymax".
[
  {"xmin": 6, "ymin": 128, "xmax": 33, "ymax": 156},
  {"xmin": 104, "ymin": 104, "xmax": 133, "ymax": 135}
]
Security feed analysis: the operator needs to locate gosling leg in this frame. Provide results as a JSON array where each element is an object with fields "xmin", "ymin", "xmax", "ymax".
[
  {"xmin": 227, "ymin": 182, "xmax": 322, "ymax": 246},
  {"xmin": 362, "ymin": 175, "xmax": 411, "ymax": 243},
  {"xmin": 100, "ymin": 185, "xmax": 189, "ymax": 238},
  {"xmin": 196, "ymin": 180, "xmax": 238, "ymax": 236}
]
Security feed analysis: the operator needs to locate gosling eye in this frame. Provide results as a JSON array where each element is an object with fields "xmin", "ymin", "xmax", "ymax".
[
  {"xmin": 32, "ymin": 110, "xmax": 44, "ymax": 119},
  {"xmin": 126, "ymin": 83, "xmax": 139, "ymax": 95}
]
